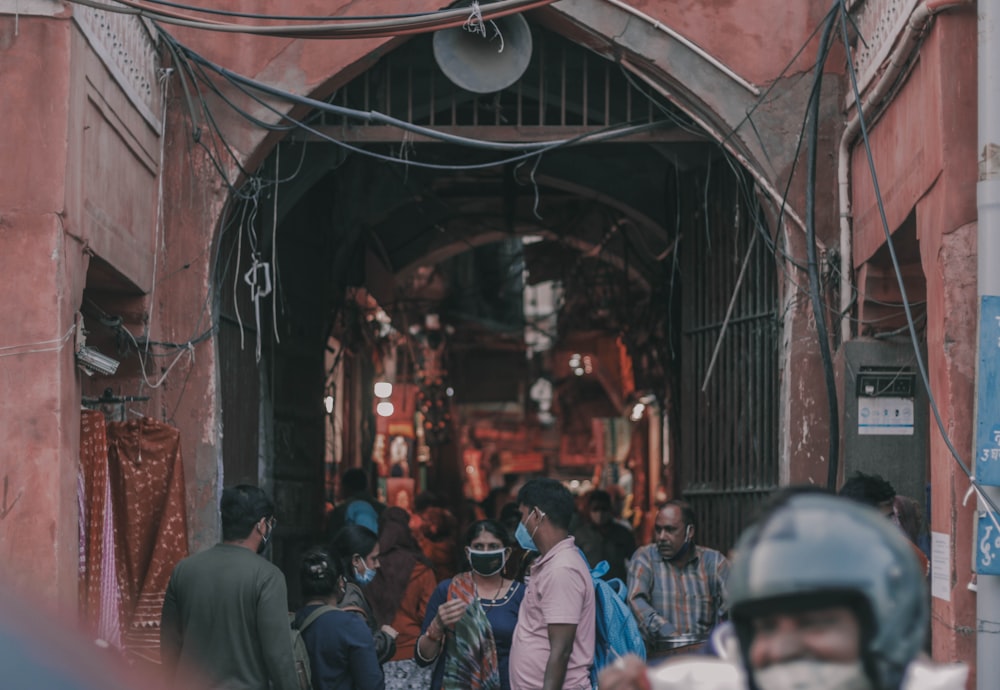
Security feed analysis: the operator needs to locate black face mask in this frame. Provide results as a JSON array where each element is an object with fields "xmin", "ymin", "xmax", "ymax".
[
  {"xmin": 468, "ymin": 548, "xmax": 506, "ymax": 576},
  {"xmin": 667, "ymin": 525, "xmax": 694, "ymax": 561}
]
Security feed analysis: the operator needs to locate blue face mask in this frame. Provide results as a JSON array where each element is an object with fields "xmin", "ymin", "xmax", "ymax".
[
  {"xmin": 515, "ymin": 522, "xmax": 538, "ymax": 552},
  {"xmin": 354, "ymin": 560, "xmax": 376, "ymax": 586},
  {"xmin": 515, "ymin": 509, "xmax": 542, "ymax": 552}
]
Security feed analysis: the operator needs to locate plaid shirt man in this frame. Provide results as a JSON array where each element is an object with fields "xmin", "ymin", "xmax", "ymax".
[{"xmin": 626, "ymin": 543, "xmax": 730, "ymax": 654}]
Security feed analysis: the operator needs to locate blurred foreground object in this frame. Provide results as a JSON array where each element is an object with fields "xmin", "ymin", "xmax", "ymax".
[
  {"xmin": 0, "ymin": 591, "xmax": 167, "ymax": 689},
  {"xmin": 597, "ymin": 654, "xmax": 743, "ymax": 690},
  {"xmin": 729, "ymin": 492, "xmax": 965, "ymax": 690}
]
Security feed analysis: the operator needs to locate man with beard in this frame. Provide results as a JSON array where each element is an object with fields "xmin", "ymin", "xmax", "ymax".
[
  {"xmin": 626, "ymin": 500, "xmax": 730, "ymax": 659},
  {"xmin": 160, "ymin": 485, "xmax": 299, "ymax": 690}
]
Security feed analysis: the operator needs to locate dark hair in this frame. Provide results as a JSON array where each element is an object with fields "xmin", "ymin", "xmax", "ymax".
[
  {"xmin": 220, "ymin": 485, "xmax": 274, "ymax": 541},
  {"xmin": 330, "ymin": 523, "xmax": 378, "ymax": 574},
  {"xmin": 517, "ymin": 478, "xmax": 575, "ymax": 530},
  {"xmin": 464, "ymin": 519, "xmax": 512, "ymax": 548},
  {"xmin": 660, "ymin": 499, "xmax": 697, "ymax": 529},
  {"xmin": 341, "ymin": 468, "xmax": 369, "ymax": 495},
  {"xmin": 587, "ymin": 489, "xmax": 612, "ymax": 508},
  {"xmin": 499, "ymin": 501, "xmax": 521, "ymax": 535},
  {"xmin": 300, "ymin": 547, "xmax": 345, "ymax": 599},
  {"xmin": 839, "ymin": 472, "xmax": 896, "ymax": 507},
  {"xmin": 415, "ymin": 491, "xmax": 444, "ymax": 512}
]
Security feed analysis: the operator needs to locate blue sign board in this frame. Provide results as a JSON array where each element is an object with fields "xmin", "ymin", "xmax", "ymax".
[
  {"xmin": 977, "ymin": 515, "xmax": 1000, "ymax": 575},
  {"xmin": 976, "ymin": 296, "xmax": 1000, "ymax": 486}
]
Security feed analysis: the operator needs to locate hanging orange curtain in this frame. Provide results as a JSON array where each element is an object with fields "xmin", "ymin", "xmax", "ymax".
[{"xmin": 106, "ymin": 417, "xmax": 189, "ymax": 665}]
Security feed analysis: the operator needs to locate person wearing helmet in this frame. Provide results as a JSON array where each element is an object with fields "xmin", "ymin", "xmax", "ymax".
[
  {"xmin": 599, "ymin": 490, "xmax": 967, "ymax": 690},
  {"xmin": 725, "ymin": 491, "xmax": 966, "ymax": 690}
]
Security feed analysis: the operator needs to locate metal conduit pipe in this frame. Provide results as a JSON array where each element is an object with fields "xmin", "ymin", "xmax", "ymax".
[
  {"xmin": 602, "ymin": 0, "xmax": 760, "ymax": 96},
  {"xmin": 837, "ymin": 0, "xmax": 972, "ymax": 341}
]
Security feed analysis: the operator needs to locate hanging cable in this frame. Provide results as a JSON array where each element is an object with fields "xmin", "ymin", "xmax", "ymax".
[
  {"xmin": 128, "ymin": 0, "xmax": 493, "ymax": 22},
  {"xmin": 806, "ymin": 3, "xmax": 841, "ymax": 490},
  {"xmin": 164, "ymin": 31, "xmax": 668, "ymax": 154},
  {"xmin": 271, "ymin": 145, "xmax": 281, "ymax": 345},
  {"xmin": 67, "ymin": 0, "xmax": 556, "ymax": 39},
  {"xmin": 837, "ymin": 0, "xmax": 999, "ymax": 515}
]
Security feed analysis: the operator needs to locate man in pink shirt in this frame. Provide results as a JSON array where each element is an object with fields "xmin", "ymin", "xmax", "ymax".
[{"xmin": 510, "ymin": 478, "xmax": 596, "ymax": 690}]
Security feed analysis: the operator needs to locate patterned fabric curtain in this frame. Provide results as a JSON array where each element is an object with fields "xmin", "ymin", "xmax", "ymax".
[
  {"xmin": 78, "ymin": 410, "xmax": 124, "ymax": 648},
  {"xmin": 105, "ymin": 416, "xmax": 189, "ymax": 665}
]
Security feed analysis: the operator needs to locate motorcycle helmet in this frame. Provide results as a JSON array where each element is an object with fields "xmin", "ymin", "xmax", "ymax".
[{"xmin": 728, "ymin": 492, "xmax": 927, "ymax": 690}]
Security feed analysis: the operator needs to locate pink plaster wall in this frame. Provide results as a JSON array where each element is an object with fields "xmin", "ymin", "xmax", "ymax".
[
  {"xmin": 626, "ymin": 0, "xmax": 828, "ymax": 84},
  {"xmin": 0, "ymin": 17, "xmax": 70, "ymax": 214},
  {"xmin": 153, "ymin": 96, "xmax": 235, "ymax": 552},
  {"xmin": 779, "ymin": 226, "xmax": 837, "ymax": 488},
  {"xmin": 849, "ymin": 9, "xmax": 978, "ymax": 675},
  {"xmin": 0, "ymin": 16, "xmax": 86, "ymax": 611},
  {"xmin": 71, "ymin": 45, "xmax": 160, "ymax": 291},
  {"xmin": 851, "ymin": 10, "xmax": 977, "ymax": 265},
  {"xmin": 171, "ymin": 0, "xmax": 825, "ymax": 96},
  {"xmin": 920, "ymin": 218, "xmax": 977, "ymax": 678}
]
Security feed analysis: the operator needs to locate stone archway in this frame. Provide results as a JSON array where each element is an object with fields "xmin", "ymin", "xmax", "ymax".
[{"xmin": 161, "ymin": 0, "xmax": 838, "ymax": 548}]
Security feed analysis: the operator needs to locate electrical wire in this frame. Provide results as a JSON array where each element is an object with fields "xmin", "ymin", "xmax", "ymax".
[
  {"xmin": 806, "ymin": 3, "xmax": 841, "ymax": 490},
  {"xmin": 68, "ymin": 0, "xmax": 556, "ymax": 39},
  {"xmin": 836, "ymin": 0, "xmax": 1000, "ymax": 515},
  {"xmin": 165, "ymin": 31, "xmax": 670, "ymax": 155},
  {"xmin": 0, "ymin": 325, "xmax": 77, "ymax": 359},
  {"xmin": 174, "ymin": 52, "xmax": 669, "ymax": 174},
  {"xmin": 130, "ymin": 0, "xmax": 490, "ymax": 22}
]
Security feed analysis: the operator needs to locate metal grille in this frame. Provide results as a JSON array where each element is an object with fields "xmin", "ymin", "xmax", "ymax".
[
  {"xmin": 314, "ymin": 27, "xmax": 691, "ymax": 141},
  {"xmin": 679, "ymin": 167, "xmax": 779, "ymax": 554}
]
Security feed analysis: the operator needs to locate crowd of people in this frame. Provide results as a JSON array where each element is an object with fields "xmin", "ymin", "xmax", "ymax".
[{"xmin": 157, "ymin": 471, "xmax": 967, "ymax": 690}]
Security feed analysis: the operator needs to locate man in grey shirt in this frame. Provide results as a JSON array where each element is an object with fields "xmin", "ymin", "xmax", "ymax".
[{"xmin": 160, "ymin": 485, "xmax": 299, "ymax": 690}]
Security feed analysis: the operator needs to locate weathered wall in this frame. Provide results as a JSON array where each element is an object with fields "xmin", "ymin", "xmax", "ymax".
[
  {"xmin": 160, "ymin": 0, "xmax": 842, "ymax": 505},
  {"xmin": 0, "ymin": 7, "xmax": 168, "ymax": 609},
  {"xmin": 0, "ymin": 14, "xmax": 82, "ymax": 611},
  {"xmin": 0, "ymin": 0, "xmax": 886, "ymax": 633},
  {"xmin": 849, "ymin": 8, "xmax": 978, "ymax": 675}
]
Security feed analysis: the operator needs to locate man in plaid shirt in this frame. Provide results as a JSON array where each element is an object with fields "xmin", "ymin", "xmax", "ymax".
[{"xmin": 626, "ymin": 500, "xmax": 730, "ymax": 659}]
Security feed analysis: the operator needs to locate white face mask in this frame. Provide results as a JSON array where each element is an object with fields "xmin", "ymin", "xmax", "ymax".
[{"xmin": 753, "ymin": 660, "xmax": 873, "ymax": 690}]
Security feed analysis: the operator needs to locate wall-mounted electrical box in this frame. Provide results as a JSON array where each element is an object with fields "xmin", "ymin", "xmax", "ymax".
[{"xmin": 843, "ymin": 339, "xmax": 928, "ymax": 506}]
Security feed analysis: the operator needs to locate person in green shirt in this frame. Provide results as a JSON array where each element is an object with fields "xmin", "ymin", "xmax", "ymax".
[{"xmin": 160, "ymin": 485, "xmax": 299, "ymax": 690}]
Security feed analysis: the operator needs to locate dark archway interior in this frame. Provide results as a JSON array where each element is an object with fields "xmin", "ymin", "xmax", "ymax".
[{"xmin": 215, "ymin": 22, "xmax": 781, "ymax": 594}]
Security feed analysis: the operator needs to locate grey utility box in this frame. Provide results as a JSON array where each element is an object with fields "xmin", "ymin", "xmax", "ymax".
[{"xmin": 842, "ymin": 338, "xmax": 929, "ymax": 507}]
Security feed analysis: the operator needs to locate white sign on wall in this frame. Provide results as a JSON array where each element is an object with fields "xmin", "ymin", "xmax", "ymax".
[
  {"xmin": 857, "ymin": 396, "xmax": 914, "ymax": 436},
  {"xmin": 931, "ymin": 531, "xmax": 951, "ymax": 601}
]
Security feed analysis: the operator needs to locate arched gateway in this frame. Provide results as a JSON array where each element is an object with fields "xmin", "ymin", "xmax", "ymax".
[{"xmin": 164, "ymin": 1, "xmax": 807, "ymax": 579}]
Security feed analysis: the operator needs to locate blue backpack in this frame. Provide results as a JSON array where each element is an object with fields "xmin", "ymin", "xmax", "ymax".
[{"xmin": 585, "ymin": 558, "xmax": 646, "ymax": 688}]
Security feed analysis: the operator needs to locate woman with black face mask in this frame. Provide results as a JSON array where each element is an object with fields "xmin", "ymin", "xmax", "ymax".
[{"xmin": 414, "ymin": 520, "xmax": 525, "ymax": 690}]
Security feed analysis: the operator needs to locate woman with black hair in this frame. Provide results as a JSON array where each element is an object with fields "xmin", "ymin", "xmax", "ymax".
[
  {"xmin": 367, "ymin": 507, "xmax": 438, "ymax": 689},
  {"xmin": 414, "ymin": 519, "xmax": 525, "ymax": 690},
  {"xmin": 330, "ymin": 523, "xmax": 399, "ymax": 664},
  {"xmin": 293, "ymin": 548, "xmax": 384, "ymax": 690}
]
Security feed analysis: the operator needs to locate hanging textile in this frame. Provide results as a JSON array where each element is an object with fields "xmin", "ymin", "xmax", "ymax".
[
  {"xmin": 78, "ymin": 410, "xmax": 124, "ymax": 649},
  {"xmin": 106, "ymin": 417, "xmax": 189, "ymax": 664}
]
